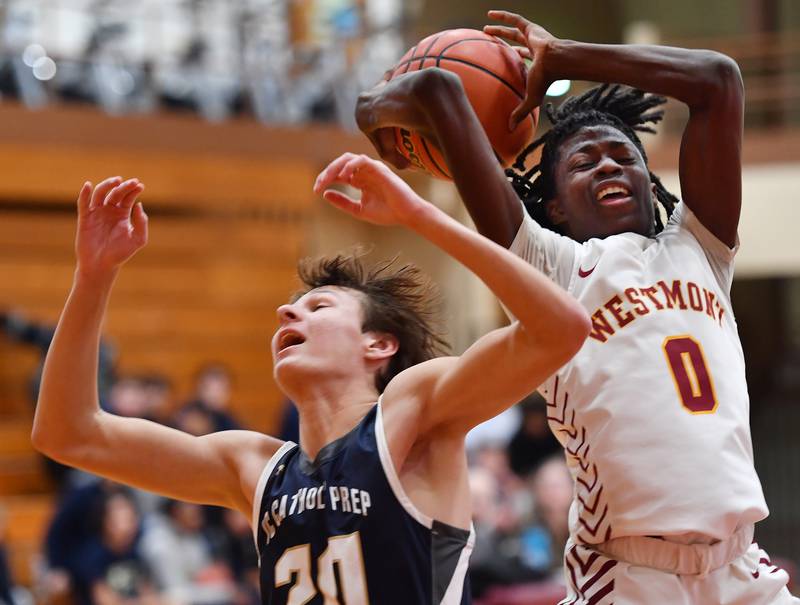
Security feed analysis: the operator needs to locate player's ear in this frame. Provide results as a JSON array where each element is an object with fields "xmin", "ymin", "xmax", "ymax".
[
  {"xmin": 363, "ymin": 332, "xmax": 399, "ymax": 363},
  {"xmin": 545, "ymin": 198, "xmax": 568, "ymax": 225}
]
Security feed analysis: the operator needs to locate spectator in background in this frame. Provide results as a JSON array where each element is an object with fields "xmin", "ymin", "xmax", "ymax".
[
  {"xmin": 467, "ymin": 445, "xmax": 543, "ymax": 597},
  {"xmin": 172, "ymin": 405, "xmax": 217, "ymax": 438},
  {"xmin": 71, "ymin": 488, "xmax": 159, "ymax": 605},
  {"xmin": 44, "ymin": 479, "xmax": 112, "ymax": 595},
  {"xmin": 0, "ymin": 310, "xmax": 116, "ymax": 407},
  {"xmin": 0, "ymin": 508, "xmax": 16, "ymax": 605},
  {"xmin": 139, "ymin": 374, "xmax": 174, "ymax": 425},
  {"xmin": 43, "ymin": 481, "xmax": 134, "ymax": 605},
  {"xmin": 177, "ymin": 363, "xmax": 241, "ymax": 433},
  {"xmin": 519, "ymin": 455, "xmax": 573, "ymax": 580},
  {"xmin": 465, "ymin": 406, "xmax": 521, "ymax": 456},
  {"xmin": 140, "ymin": 500, "xmax": 235, "ymax": 605},
  {"xmin": 507, "ymin": 393, "xmax": 561, "ymax": 477},
  {"xmin": 1, "ymin": 310, "xmax": 117, "ymax": 489},
  {"xmin": 213, "ymin": 510, "xmax": 259, "ymax": 605},
  {"xmin": 107, "ymin": 377, "xmax": 150, "ymax": 420}
]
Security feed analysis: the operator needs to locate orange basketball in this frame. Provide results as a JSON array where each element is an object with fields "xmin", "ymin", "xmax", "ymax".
[{"xmin": 387, "ymin": 29, "xmax": 539, "ymax": 180}]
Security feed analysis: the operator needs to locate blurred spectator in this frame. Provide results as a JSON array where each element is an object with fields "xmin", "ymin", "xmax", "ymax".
[
  {"xmin": 71, "ymin": 489, "xmax": 159, "ymax": 605},
  {"xmin": 0, "ymin": 508, "xmax": 16, "ymax": 605},
  {"xmin": 45, "ymin": 480, "xmax": 109, "ymax": 581},
  {"xmin": 1, "ymin": 310, "xmax": 117, "ymax": 489},
  {"xmin": 211, "ymin": 510, "xmax": 259, "ymax": 605},
  {"xmin": 507, "ymin": 393, "xmax": 561, "ymax": 477},
  {"xmin": 140, "ymin": 500, "xmax": 235, "ymax": 605},
  {"xmin": 466, "ymin": 406, "xmax": 521, "ymax": 455},
  {"xmin": 0, "ymin": 310, "xmax": 116, "ymax": 406},
  {"xmin": 43, "ymin": 480, "xmax": 121, "ymax": 604},
  {"xmin": 519, "ymin": 455, "xmax": 573, "ymax": 578},
  {"xmin": 107, "ymin": 377, "xmax": 150, "ymax": 419},
  {"xmin": 467, "ymin": 446, "xmax": 542, "ymax": 597},
  {"xmin": 173, "ymin": 405, "xmax": 217, "ymax": 438},
  {"xmin": 178, "ymin": 363, "xmax": 241, "ymax": 433},
  {"xmin": 139, "ymin": 374, "xmax": 174, "ymax": 425}
]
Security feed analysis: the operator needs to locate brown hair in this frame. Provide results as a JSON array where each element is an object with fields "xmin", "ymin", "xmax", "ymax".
[{"xmin": 295, "ymin": 252, "xmax": 449, "ymax": 392}]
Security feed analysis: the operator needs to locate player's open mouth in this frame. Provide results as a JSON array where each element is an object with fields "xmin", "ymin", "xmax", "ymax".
[
  {"xmin": 595, "ymin": 183, "xmax": 633, "ymax": 208},
  {"xmin": 278, "ymin": 331, "xmax": 306, "ymax": 352}
]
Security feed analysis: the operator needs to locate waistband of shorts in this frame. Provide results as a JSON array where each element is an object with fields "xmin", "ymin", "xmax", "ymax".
[{"xmin": 593, "ymin": 524, "xmax": 754, "ymax": 577}]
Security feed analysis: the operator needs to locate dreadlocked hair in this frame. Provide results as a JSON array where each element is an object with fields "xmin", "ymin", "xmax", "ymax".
[
  {"xmin": 294, "ymin": 251, "xmax": 449, "ymax": 393},
  {"xmin": 507, "ymin": 84, "xmax": 680, "ymax": 235}
]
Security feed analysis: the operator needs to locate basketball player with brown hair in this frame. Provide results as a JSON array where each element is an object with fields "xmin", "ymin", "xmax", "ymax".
[
  {"xmin": 355, "ymin": 10, "xmax": 799, "ymax": 605},
  {"xmin": 32, "ymin": 156, "xmax": 589, "ymax": 604}
]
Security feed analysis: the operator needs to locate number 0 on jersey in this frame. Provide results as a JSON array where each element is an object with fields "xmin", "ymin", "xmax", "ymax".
[{"xmin": 662, "ymin": 335, "xmax": 718, "ymax": 414}]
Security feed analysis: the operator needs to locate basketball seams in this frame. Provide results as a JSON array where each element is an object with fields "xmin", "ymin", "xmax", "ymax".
[
  {"xmin": 394, "ymin": 47, "xmax": 525, "ymax": 100},
  {"xmin": 398, "ymin": 46, "xmax": 417, "ymax": 75},
  {"xmin": 420, "ymin": 137, "xmax": 451, "ymax": 179},
  {"xmin": 389, "ymin": 29, "xmax": 537, "ymax": 179},
  {"xmin": 416, "ymin": 34, "xmax": 443, "ymax": 71}
]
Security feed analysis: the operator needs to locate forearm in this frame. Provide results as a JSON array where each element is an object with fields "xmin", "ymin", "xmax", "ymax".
[
  {"xmin": 544, "ymin": 40, "xmax": 741, "ymax": 109},
  {"xmin": 417, "ymin": 71, "xmax": 523, "ymax": 246},
  {"xmin": 32, "ymin": 269, "xmax": 117, "ymax": 453},
  {"xmin": 361, "ymin": 70, "xmax": 523, "ymax": 246},
  {"xmin": 408, "ymin": 203, "xmax": 588, "ymax": 345}
]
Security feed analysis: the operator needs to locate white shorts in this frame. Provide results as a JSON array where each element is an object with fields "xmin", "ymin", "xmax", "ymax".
[{"xmin": 559, "ymin": 530, "xmax": 799, "ymax": 605}]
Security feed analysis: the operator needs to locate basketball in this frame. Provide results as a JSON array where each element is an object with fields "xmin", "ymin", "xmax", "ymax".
[{"xmin": 387, "ymin": 29, "xmax": 539, "ymax": 180}]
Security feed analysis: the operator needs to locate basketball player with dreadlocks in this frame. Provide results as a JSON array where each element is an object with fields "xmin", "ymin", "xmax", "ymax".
[{"xmin": 355, "ymin": 10, "xmax": 799, "ymax": 605}]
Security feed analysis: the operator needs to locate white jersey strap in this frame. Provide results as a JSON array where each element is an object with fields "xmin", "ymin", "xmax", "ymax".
[{"xmin": 251, "ymin": 440, "xmax": 297, "ymax": 552}]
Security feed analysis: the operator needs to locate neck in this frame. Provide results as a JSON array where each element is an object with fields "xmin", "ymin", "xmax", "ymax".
[{"xmin": 284, "ymin": 373, "xmax": 379, "ymax": 460}]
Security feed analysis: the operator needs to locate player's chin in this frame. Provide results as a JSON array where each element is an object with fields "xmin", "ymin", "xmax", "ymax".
[
  {"xmin": 596, "ymin": 209, "xmax": 651, "ymax": 238},
  {"xmin": 272, "ymin": 354, "xmax": 299, "ymax": 380}
]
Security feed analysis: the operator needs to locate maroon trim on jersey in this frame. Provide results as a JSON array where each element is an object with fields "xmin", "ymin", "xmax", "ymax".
[
  {"xmin": 564, "ymin": 544, "xmax": 617, "ymax": 605},
  {"xmin": 752, "ymin": 555, "xmax": 783, "ymax": 578},
  {"xmin": 579, "ymin": 485, "xmax": 604, "ymax": 515},
  {"xmin": 547, "ymin": 377, "xmax": 613, "ymax": 545}
]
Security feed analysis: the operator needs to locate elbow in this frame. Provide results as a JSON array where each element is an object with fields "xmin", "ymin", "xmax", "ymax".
[
  {"xmin": 31, "ymin": 423, "xmax": 55, "ymax": 458},
  {"xmin": 692, "ymin": 51, "xmax": 744, "ymax": 108},
  {"xmin": 31, "ymin": 409, "xmax": 96, "ymax": 463},
  {"xmin": 31, "ymin": 420, "xmax": 63, "ymax": 459},
  {"xmin": 518, "ymin": 303, "xmax": 590, "ymax": 368},
  {"xmin": 556, "ymin": 305, "xmax": 592, "ymax": 361},
  {"xmin": 409, "ymin": 68, "xmax": 464, "ymax": 107},
  {"xmin": 540, "ymin": 303, "xmax": 591, "ymax": 367}
]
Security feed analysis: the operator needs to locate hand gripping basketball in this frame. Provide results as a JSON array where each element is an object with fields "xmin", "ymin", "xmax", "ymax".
[{"xmin": 386, "ymin": 28, "xmax": 539, "ymax": 179}]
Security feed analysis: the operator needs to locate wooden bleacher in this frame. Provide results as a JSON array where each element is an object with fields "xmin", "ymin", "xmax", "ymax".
[{"xmin": 0, "ymin": 103, "xmax": 372, "ymax": 590}]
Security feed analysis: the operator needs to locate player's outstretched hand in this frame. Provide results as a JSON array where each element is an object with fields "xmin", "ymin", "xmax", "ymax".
[
  {"xmin": 314, "ymin": 153, "xmax": 427, "ymax": 227},
  {"xmin": 484, "ymin": 10, "xmax": 557, "ymax": 130},
  {"xmin": 75, "ymin": 177, "xmax": 147, "ymax": 278}
]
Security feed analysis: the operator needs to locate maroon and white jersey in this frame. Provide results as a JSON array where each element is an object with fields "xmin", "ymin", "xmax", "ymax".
[{"xmin": 509, "ymin": 202, "xmax": 767, "ymax": 544}]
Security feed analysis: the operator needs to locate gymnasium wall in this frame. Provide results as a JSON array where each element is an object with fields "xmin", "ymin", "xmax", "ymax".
[{"xmin": 0, "ymin": 102, "xmax": 370, "ymax": 433}]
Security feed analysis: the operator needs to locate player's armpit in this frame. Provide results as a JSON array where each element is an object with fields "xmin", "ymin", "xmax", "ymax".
[
  {"xmin": 383, "ymin": 322, "xmax": 576, "ymax": 441},
  {"xmin": 424, "ymin": 322, "xmax": 576, "ymax": 435},
  {"xmin": 34, "ymin": 412, "xmax": 282, "ymax": 517}
]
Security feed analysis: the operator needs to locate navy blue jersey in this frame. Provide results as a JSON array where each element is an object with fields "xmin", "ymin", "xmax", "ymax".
[{"xmin": 252, "ymin": 404, "xmax": 473, "ymax": 604}]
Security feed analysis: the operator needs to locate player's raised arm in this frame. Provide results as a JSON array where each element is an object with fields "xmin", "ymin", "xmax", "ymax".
[
  {"xmin": 485, "ymin": 10, "xmax": 743, "ymax": 248},
  {"xmin": 31, "ymin": 178, "xmax": 279, "ymax": 516},
  {"xmin": 314, "ymin": 154, "xmax": 590, "ymax": 433}
]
